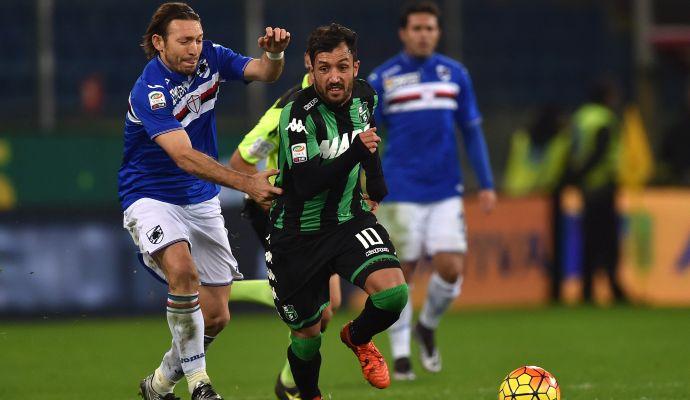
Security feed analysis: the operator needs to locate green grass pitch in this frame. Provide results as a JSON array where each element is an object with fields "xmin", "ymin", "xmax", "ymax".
[{"xmin": 2, "ymin": 307, "xmax": 689, "ymax": 399}]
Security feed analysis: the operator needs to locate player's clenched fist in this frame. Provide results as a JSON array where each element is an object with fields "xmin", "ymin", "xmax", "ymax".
[
  {"xmin": 258, "ymin": 27, "xmax": 291, "ymax": 53},
  {"xmin": 358, "ymin": 127, "xmax": 380, "ymax": 153}
]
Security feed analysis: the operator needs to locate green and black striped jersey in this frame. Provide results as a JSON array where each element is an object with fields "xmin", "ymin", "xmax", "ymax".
[{"xmin": 270, "ymin": 79, "xmax": 381, "ymax": 233}]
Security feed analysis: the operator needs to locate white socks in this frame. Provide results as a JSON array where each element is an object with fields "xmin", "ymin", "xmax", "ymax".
[
  {"xmin": 165, "ymin": 293, "xmax": 209, "ymax": 393},
  {"xmin": 419, "ymin": 272, "xmax": 462, "ymax": 329},
  {"xmin": 388, "ymin": 297, "xmax": 413, "ymax": 359}
]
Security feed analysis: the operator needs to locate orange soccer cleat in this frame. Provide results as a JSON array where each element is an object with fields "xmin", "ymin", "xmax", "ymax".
[{"xmin": 340, "ymin": 321, "xmax": 391, "ymax": 389}]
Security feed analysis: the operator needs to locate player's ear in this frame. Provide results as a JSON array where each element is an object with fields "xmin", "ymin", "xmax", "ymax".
[
  {"xmin": 152, "ymin": 34, "xmax": 165, "ymax": 53},
  {"xmin": 353, "ymin": 60, "xmax": 360, "ymax": 77}
]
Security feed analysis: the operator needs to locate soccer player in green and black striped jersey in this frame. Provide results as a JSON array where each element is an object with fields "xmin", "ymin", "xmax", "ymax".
[{"xmin": 265, "ymin": 23, "xmax": 409, "ymax": 399}]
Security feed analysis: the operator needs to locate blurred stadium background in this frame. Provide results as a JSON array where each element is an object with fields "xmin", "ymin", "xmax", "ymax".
[{"xmin": 1, "ymin": 1, "xmax": 690, "ymax": 399}]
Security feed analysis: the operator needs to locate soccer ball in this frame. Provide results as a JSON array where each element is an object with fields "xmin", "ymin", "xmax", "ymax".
[{"xmin": 498, "ymin": 365, "xmax": 560, "ymax": 400}]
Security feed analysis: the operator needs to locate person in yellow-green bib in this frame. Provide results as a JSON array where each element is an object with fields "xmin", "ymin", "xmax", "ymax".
[{"xmin": 568, "ymin": 80, "xmax": 627, "ymax": 304}]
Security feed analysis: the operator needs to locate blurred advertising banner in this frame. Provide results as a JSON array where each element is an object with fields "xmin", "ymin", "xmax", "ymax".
[
  {"xmin": 618, "ymin": 189, "xmax": 690, "ymax": 305},
  {"xmin": 351, "ymin": 189, "xmax": 690, "ymax": 309}
]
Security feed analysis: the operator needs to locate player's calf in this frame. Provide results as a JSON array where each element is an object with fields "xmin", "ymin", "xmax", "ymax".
[{"xmin": 287, "ymin": 330, "xmax": 323, "ymax": 399}]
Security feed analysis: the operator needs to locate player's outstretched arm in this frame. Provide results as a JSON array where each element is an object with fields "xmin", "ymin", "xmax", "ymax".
[
  {"xmin": 291, "ymin": 128, "xmax": 380, "ymax": 199},
  {"xmin": 229, "ymin": 149, "xmax": 259, "ymax": 175},
  {"xmin": 244, "ymin": 27, "xmax": 291, "ymax": 82},
  {"xmin": 155, "ymin": 129, "xmax": 282, "ymax": 203}
]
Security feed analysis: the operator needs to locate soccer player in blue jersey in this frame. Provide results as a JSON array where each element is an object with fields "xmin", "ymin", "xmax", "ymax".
[
  {"xmin": 368, "ymin": 1, "xmax": 496, "ymax": 380},
  {"xmin": 118, "ymin": 3, "xmax": 289, "ymax": 399}
]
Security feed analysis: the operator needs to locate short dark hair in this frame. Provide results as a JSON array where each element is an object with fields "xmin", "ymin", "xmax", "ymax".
[
  {"xmin": 141, "ymin": 2, "xmax": 201, "ymax": 59},
  {"xmin": 306, "ymin": 23, "xmax": 358, "ymax": 65},
  {"xmin": 399, "ymin": 1, "xmax": 441, "ymax": 28}
]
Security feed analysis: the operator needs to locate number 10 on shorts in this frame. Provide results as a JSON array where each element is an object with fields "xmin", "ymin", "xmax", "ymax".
[{"xmin": 355, "ymin": 227, "xmax": 383, "ymax": 249}]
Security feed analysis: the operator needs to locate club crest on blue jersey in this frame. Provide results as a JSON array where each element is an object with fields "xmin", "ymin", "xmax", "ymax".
[
  {"xmin": 436, "ymin": 64, "xmax": 452, "ymax": 82},
  {"xmin": 196, "ymin": 58, "xmax": 210, "ymax": 79}
]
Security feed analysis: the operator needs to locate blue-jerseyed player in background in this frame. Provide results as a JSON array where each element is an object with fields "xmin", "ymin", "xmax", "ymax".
[
  {"xmin": 368, "ymin": 1, "xmax": 496, "ymax": 380},
  {"xmin": 118, "ymin": 3, "xmax": 289, "ymax": 399}
]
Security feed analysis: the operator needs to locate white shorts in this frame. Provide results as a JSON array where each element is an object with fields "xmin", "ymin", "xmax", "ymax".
[
  {"xmin": 123, "ymin": 196, "xmax": 242, "ymax": 286},
  {"xmin": 377, "ymin": 196, "xmax": 467, "ymax": 262}
]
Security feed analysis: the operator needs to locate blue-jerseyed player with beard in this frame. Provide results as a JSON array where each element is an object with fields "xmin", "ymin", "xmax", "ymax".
[{"xmin": 119, "ymin": 3, "xmax": 289, "ymax": 399}]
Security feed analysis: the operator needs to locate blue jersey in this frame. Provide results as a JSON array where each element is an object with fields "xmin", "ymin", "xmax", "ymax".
[
  {"xmin": 368, "ymin": 52, "xmax": 493, "ymax": 202},
  {"xmin": 118, "ymin": 40, "xmax": 252, "ymax": 210}
]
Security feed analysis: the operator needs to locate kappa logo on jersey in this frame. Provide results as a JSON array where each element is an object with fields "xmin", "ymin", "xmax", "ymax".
[
  {"xmin": 286, "ymin": 118, "xmax": 307, "ymax": 133},
  {"xmin": 146, "ymin": 225, "xmax": 164, "ymax": 244},
  {"xmin": 436, "ymin": 64, "xmax": 452, "ymax": 81},
  {"xmin": 303, "ymin": 97, "xmax": 319, "ymax": 111},
  {"xmin": 319, "ymin": 124, "xmax": 370, "ymax": 159},
  {"xmin": 196, "ymin": 58, "xmax": 210, "ymax": 79},
  {"xmin": 282, "ymin": 305, "xmax": 298, "ymax": 321},
  {"xmin": 358, "ymin": 102, "xmax": 369, "ymax": 124},
  {"xmin": 291, "ymin": 143, "xmax": 308, "ymax": 163},
  {"xmin": 187, "ymin": 94, "xmax": 201, "ymax": 114},
  {"xmin": 148, "ymin": 91, "xmax": 166, "ymax": 110}
]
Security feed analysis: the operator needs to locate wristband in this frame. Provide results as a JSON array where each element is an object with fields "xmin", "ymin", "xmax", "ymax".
[{"xmin": 266, "ymin": 51, "xmax": 284, "ymax": 60}]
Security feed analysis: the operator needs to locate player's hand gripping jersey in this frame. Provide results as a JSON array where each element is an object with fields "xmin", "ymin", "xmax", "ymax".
[
  {"xmin": 368, "ymin": 52, "xmax": 494, "ymax": 202},
  {"xmin": 118, "ymin": 41, "xmax": 251, "ymax": 210},
  {"xmin": 270, "ymin": 79, "xmax": 387, "ymax": 233}
]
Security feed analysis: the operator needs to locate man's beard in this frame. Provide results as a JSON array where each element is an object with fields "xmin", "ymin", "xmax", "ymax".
[
  {"xmin": 164, "ymin": 53, "xmax": 197, "ymax": 75},
  {"xmin": 316, "ymin": 79, "xmax": 353, "ymax": 106}
]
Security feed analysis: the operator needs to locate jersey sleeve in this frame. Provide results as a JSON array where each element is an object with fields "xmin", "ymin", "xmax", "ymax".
[
  {"xmin": 367, "ymin": 71, "xmax": 387, "ymax": 127},
  {"xmin": 278, "ymin": 103, "xmax": 320, "ymax": 169},
  {"xmin": 212, "ymin": 42, "xmax": 253, "ymax": 82},
  {"xmin": 454, "ymin": 66, "xmax": 482, "ymax": 130},
  {"xmin": 237, "ymin": 102, "xmax": 281, "ymax": 165},
  {"xmin": 129, "ymin": 81, "xmax": 182, "ymax": 139}
]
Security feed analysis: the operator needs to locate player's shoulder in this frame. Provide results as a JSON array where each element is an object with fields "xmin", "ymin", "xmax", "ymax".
[
  {"xmin": 432, "ymin": 54, "xmax": 471, "ymax": 77},
  {"xmin": 368, "ymin": 54, "xmax": 405, "ymax": 82},
  {"xmin": 130, "ymin": 60, "xmax": 171, "ymax": 108},
  {"xmin": 353, "ymin": 78, "xmax": 377, "ymax": 100},
  {"xmin": 275, "ymin": 82, "xmax": 305, "ymax": 109},
  {"xmin": 282, "ymin": 85, "xmax": 320, "ymax": 118}
]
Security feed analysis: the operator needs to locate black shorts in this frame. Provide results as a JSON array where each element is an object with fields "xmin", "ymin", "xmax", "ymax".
[{"xmin": 267, "ymin": 214, "xmax": 400, "ymax": 330}]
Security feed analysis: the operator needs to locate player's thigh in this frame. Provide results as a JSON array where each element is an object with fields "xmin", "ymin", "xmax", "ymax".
[
  {"xmin": 123, "ymin": 197, "xmax": 192, "ymax": 282},
  {"xmin": 267, "ymin": 232, "xmax": 332, "ymax": 331},
  {"xmin": 272, "ymin": 269, "xmax": 331, "ymax": 332},
  {"xmin": 186, "ymin": 196, "xmax": 243, "ymax": 286},
  {"xmin": 377, "ymin": 201, "xmax": 426, "ymax": 263},
  {"xmin": 332, "ymin": 219, "xmax": 401, "ymax": 292},
  {"xmin": 426, "ymin": 196, "xmax": 468, "ymax": 256}
]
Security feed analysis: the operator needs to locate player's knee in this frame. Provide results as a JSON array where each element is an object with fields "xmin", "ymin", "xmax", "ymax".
[
  {"xmin": 371, "ymin": 283, "xmax": 409, "ymax": 314},
  {"xmin": 166, "ymin": 261, "xmax": 200, "ymax": 291},
  {"xmin": 289, "ymin": 332, "xmax": 322, "ymax": 361},
  {"xmin": 204, "ymin": 310, "xmax": 231, "ymax": 335},
  {"xmin": 437, "ymin": 267, "xmax": 461, "ymax": 284}
]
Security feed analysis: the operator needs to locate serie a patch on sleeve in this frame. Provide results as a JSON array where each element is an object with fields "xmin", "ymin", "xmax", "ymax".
[
  {"xmin": 291, "ymin": 143, "xmax": 307, "ymax": 163},
  {"xmin": 148, "ymin": 91, "xmax": 166, "ymax": 110}
]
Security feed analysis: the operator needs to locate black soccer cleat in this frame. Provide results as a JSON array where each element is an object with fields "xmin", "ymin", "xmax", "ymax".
[
  {"xmin": 274, "ymin": 374, "xmax": 302, "ymax": 400},
  {"xmin": 138, "ymin": 374, "xmax": 181, "ymax": 400},
  {"xmin": 191, "ymin": 382, "xmax": 223, "ymax": 400},
  {"xmin": 414, "ymin": 322, "xmax": 442, "ymax": 373},
  {"xmin": 392, "ymin": 357, "xmax": 416, "ymax": 381}
]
